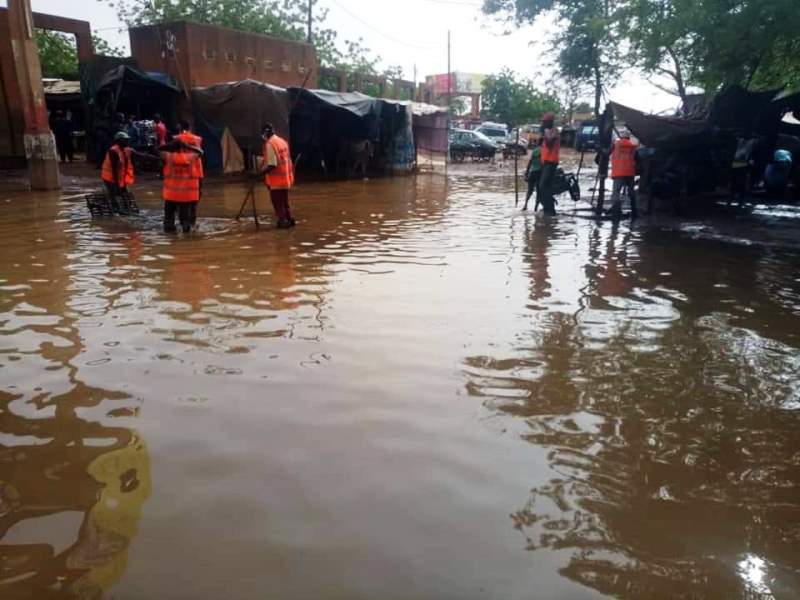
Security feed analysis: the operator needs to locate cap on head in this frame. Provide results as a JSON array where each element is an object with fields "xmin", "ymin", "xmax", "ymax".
[
  {"xmin": 114, "ymin": 131, "xmax": 131, "ymax": 142},
  {"xmin": 262, "ymin": 123, "xmax": 274, "ymax": 138},
  {"xmin": 542, "ymin": 112, "xmax": 556, "ymax": 122}
]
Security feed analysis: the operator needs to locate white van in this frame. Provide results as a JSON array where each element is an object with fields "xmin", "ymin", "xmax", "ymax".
[{"xmin": 474, "ymin": 122, "xmax": 508, "ymax": 147}]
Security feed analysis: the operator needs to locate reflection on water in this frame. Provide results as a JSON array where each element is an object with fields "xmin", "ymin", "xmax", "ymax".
[
  {"xmin": 0, "ymin": 176, "xmax": 799, "ymax": 598},
  {"xmin": 467, "ymin": 214, "xmax": 800, "ymax": 598},
  {"xmin": 0, "ymin": 197, "xmax": 151, "ymax": 599}
]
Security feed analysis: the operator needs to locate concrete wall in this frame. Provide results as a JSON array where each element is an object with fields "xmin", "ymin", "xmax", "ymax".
[{"xmin": 130, "ymin": 21, "xmax": 318, "ymax": 92}]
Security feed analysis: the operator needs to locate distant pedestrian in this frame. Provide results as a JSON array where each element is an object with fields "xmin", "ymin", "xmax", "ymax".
[
  {"xmin": 53, "ymin": 111, "xmax": 75, "ymax": 163},
  {"xmin": 538, "ymin": 112, "xmax": 561, "ymax": 215},
  {"xmin": 154, "ymin": 114, "xmax": 168, "ymax": 147},
  {"xmin": 522, "ymin": 139, "xmax": 542, "ymax": 211},
  {"xmin": 261, "ymin": 123, "xmax": 295, "ymax": 229},
  {"xmin": 609, "ymin": 130, "xmax": 639, "ymax": 218}
]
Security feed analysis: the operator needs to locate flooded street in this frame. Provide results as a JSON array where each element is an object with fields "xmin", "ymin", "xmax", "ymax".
[{"xmin": 1, "ymin": 172, "xmax": 800, "ymax": 599}]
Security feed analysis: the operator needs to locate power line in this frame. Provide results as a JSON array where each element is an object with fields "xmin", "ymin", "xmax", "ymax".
[{"xmin": 329, "ymin": 0, "xmax": 441, "ymax": 50}]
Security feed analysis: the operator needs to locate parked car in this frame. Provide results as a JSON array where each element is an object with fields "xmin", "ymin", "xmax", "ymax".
[
  {"xmin": 450, "ymin": 129, "xmax": 497, "ymax": 162},
  {"xmin": 475, "ymin": 122, "xmax": 509, "ymax": 147},
  {"xmin": 575, "ymin": 122, "xmax": 600, "ymax": 151},
  {"xmin": 503, "ymin": 129, "xmax": 528, "ymax": 158}
]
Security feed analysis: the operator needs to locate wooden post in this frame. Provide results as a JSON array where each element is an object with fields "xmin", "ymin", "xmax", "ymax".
[
  {"xmin": 514, "ymin": 127, "xmax": 520, "ymax": 206},
  {"xmin": 8, "ymin": 0, "xmax": 61, "ymax": 190}
]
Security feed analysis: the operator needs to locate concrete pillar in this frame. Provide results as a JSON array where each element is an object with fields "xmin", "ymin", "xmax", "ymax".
[{"xmin": 8, "ymin": 0, "xmax": 61, "ymax": 190}]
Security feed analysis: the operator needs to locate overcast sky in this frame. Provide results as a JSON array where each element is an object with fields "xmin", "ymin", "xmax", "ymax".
[{"xmin": 25, "ymin": 0, "xmax": 680, "ymax": 114}]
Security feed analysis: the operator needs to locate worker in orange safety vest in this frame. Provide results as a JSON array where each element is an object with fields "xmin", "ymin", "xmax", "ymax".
[
  {"xmin": 537, "ymin": 112, "xmax": 561, "ymax": 215},
  {"xmin": 175, "ymin": 120, "xmax": 203, "ymax": 150},
  {"xmin": 261, "ymin": 123, "xmax": 295, "ymax": 229},
  {"xmin": 160, "ymin": 138, "xmax": 204, "ymax": 233},
  {"xmin": 101, "ymin": 131, "xmax": 135, "ymax": 200},
  {"xmin": 261, "ymin": 124, "xmax": 295, "ymax": 229},
  {"xmin": 609, "ymin": 130, "xmax": 639, "ymax": 218}
]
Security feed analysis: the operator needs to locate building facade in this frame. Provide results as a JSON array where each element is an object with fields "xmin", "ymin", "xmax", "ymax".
[{"xmin": 129, "ymin": 21, "xmax": 318, "ymax": 93}]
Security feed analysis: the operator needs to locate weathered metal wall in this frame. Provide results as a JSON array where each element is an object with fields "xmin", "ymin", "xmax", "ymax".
[
  {"xmin": 0, "ymin": 10, "xmax": 24, "ymax": 162},
  {"xmin": 130, "ymin": 22, "xmax": 318, "ymax": 94}
]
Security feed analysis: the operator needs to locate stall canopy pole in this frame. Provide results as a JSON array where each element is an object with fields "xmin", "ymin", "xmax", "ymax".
[{"xmin": 514, "ymin": 127, "xmax": 520, "ymax": 206}]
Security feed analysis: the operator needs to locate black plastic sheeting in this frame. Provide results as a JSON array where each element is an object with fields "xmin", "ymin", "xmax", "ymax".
[
  {"xmin": 192, "ymin": 80, "xmax": 290, "ymax": 171},
  {"xmin": 288, "ymin": 88, "xmax": 383, "ymax": 143},
  {"xmin": 611, "ymin": 85, "xmax": 799, "ymax": 152},
  {"xmin": 97, "ymin": 66, "xmax": 180, "ymax": 93},
  {"xmin": 609, "ymin": 102, "xmax": 710, "ymax": 151}
]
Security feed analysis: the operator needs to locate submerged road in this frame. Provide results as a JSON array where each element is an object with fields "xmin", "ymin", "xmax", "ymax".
[{"xmin": 1, "ymin": 174, "xmax": 799, "ymax": 599}]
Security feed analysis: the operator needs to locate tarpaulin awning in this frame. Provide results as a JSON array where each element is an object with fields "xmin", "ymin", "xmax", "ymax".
[
  {"xmin": 609, "ymin": 101, "xmax": 710, "ymax": 150},
  {"xmin": 192, "ymin": 80, "xmax": 289, "ymax": 154},
  {"xmin": 288, "ymin": 88, "xmax": 384, "ymax": 141},
  {"xmin": 97, "ymin": 66, "xmax": 180, "ymax": 93},
  {"xmin": 290, "ymin": 89, "xmax": 382, "ymax": 118}
]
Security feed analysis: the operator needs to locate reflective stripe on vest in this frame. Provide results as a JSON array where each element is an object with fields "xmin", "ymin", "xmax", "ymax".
[
  {"xmin": 611, "ymin": 139, "xmax": 637, "ymax": 178},
  {"xmin": 101, "ymin": 145, "xmax": 135, "ymax": 185},
  {"xmin": 264, "ymin": 135, "xmax": 294, "ymax": 190},
  {"xmin": 541, "ymin": 130, "xmax": 560, "ymax": 164},
  {"xmin": 163, "ymin": 153, "xmax": 201, "ymax": 202}
]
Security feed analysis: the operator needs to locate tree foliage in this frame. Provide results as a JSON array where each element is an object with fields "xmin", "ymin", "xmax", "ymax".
[
  {"xmin": 481, "ymin": 68, "xmax": 562, "ymax": 126},
  {"xmin": 625, "ymin": 0, "xmax": 800, "ymax": 97},
  {"xmin": 110, "ymin": 0, "xmax": 402, "ymax": 79},
  {"xmin": 36, "ymin": 30, "xmax": 124, "ymax": 80},
  {"xmin": 483, "ymin": 0, "xmax": 626, "ymax": 116},
  {"xmin": 484, "ymin": 0, "xmax": 800, "ymax": 112}
]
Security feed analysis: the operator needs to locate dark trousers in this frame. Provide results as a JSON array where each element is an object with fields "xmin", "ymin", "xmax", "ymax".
[
  {"xmin": 611, "ymin": 177, "xmax": 638, "ymax": 216},
  {"xmin": 524, "ymin": 171, "xmax": 541, "ymax": 209},
  {"xmin": 56, "ymin": 137, "xmax": 74, "ymax": 162},
  {"xmin": 164, "ymin": 201, "xmax": 197, "ymax": 232},
  {"xmin": 269, "ymin": 189, "xmax": 293, "ymax": 223},
  {"xmin": 538, "ymin": 162, "xmax": 558, "ymax": 214}
]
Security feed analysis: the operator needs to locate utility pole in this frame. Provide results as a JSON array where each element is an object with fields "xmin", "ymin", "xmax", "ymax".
[
  {"xmin": 446, "ymin": 30, "xmax": 451, "ymax": 173},
  {"xmin": 446, "ymin": 30, "xmax": 452, "ymax": 111},
  {"xmin": 8, "ymin": 0, "xmax": 61, "ymax": 190},
  {"xmin": 307, "ymin": 0, "xmax": 313, "ymax": 44}
]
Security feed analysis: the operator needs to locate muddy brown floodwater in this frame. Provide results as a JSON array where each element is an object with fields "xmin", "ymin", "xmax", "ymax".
[{"xmin": 1, "ymin": 172, "xmax": 799, "ymax": 600}]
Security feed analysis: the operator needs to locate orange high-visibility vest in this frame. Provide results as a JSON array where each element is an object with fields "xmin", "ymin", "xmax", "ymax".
[
  {"xmin": 174, "ymin": 132, "xmax": 204, "ymax": 177},
  {"xmin": 541, "ymin": 128, "xmax": 561, "ymax": 164},
  {"xmin": 175, "ymin": 131, "xmax": 202, "ymax": 148},
  {"xmin": 611, "ymin": 138, "xmax": 638, "ymax": 178},
  {"xmin": 263, "ymin": 135, "xmax": 294, "ymax": 190},
  {"xmin": 101, "ymin": 145, "xmax": 135, "ymax": 186},
  {"xmin": 162, "ymin": 152, "xmax": 202, "ymax": 202}
]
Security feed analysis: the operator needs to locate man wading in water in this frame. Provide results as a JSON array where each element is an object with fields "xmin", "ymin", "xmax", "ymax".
[
  {"xmin": 538, "ymin": 113, "xmax": 561, "ymax": 216},
  {"xmin": 261, "ymin": 124, "xmax": 296, "ymax": 229},
  {"xmin": 522, "ymin": 138, "xmax": 542, "ymax": 211}
]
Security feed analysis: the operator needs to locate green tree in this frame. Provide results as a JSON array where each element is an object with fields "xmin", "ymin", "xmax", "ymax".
[
  {"xmin": 483, "ymin": 0, "xmax": 626, "ymax": 116},
  {"xmin": 36, "ymin": 30, "xmax": 79, "ymax": 79},
  {"xmin": 36, "ymin": 30, "xmax": 124, "ymax": 80},
  {"xmin": 625, "ymin": 0, "xmax": 800, "ymax": 97},
  {"xmin": 481, "ymin": 68, "xmax": 561, "ymax": 126}
]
